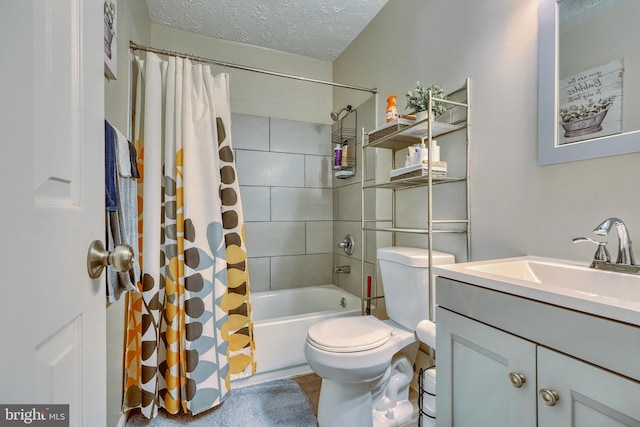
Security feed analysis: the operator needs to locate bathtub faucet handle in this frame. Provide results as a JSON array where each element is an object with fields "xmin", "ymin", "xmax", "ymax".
[{"xmin": 338, "ymin": 234, "xmax": 355, "ymax": 256}]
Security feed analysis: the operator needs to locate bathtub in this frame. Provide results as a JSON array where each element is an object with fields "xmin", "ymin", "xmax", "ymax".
[{"xmin": 232, "ymin": 285, "xmax": 361, "ymax": 387}]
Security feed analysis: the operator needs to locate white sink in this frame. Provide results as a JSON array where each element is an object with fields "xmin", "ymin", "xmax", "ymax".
[
  {"xmin": 466, "ymin": 258, "xmax": 640, "ymax": 300},
  {"xmin": 433, "ymin": 256, "xmax": 640, "ymax": 326}
]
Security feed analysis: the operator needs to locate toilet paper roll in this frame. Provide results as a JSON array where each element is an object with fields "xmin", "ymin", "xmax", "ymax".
[
  {"xmin": 421, "ymin": 414, "xmax": 436, "ymax": 427},
  {"xmin": 422, "ymin": 393, "xmax": 436, "ymax": 416},
  {"xmin": 422, "ymin": 367, "xmax": 436, "ymax": 394},
  {"xmin": 416, "ymin": 320, "xmax": 436, "ymax": 349}
]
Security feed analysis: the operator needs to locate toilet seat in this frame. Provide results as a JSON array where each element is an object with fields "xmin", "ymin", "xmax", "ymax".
[{"xmin": 307, "ymin": 316, "xmax": 392, "ymax": 353}]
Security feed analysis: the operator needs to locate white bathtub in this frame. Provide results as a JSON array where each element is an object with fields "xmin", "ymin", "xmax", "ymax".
[{"xmin": 232, "ymin": 285, "xmax": 361, "ymax": 387}]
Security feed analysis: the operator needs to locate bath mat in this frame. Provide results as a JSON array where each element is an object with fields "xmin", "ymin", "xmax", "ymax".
[{"xmin": 125, "ymin": 379, "xmax": 318, "ymax": 426}]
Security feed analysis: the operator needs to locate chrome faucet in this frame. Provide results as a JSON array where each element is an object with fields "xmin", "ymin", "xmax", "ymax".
[
  {"xmin": 574, "ymin": 217, "xmax": 639, "ymax": 275},
  {"xmin": 593, "ymin": 217, "xmax": 635, "ymax": 265}
]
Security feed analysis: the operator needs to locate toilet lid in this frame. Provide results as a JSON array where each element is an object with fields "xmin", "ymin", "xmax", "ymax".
[{"xmin": 307, "ymin": 316, "xmax": 392, "ymax": 353}]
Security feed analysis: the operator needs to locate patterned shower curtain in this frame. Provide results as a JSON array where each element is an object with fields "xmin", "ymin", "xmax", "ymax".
[{"xmin": 122, "ymin": 52, "xmax": 255, "ymax": 419}]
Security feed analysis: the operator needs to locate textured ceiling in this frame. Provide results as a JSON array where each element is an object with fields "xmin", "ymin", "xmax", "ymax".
[{"xmin": 145, "ymin": 0, "xmax": 388, "ymax": 61}]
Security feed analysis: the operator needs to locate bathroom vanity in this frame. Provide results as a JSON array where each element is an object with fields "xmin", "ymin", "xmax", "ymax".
[{"xmin": 433, "ymin": 257, "xmax": 640, "ymax": 426}]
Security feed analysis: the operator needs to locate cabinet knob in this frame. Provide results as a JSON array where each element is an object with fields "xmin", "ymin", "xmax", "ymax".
[
  {"xmin": 508, "ymin": 372, "xmax": 526, "ymax": 388},
  {"xmin": 539, "ymin": 388, "xmax": 560, "ymax": 406}
]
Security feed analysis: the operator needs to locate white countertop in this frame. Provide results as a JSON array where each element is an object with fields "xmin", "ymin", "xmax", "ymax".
[{"xmin": 432, "ymin": 256, "xmax": 640, "ymax": 327}]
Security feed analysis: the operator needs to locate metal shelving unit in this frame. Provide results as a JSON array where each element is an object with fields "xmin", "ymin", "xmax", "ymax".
[{"xmin": 360, "ymin": 78, "xmax": 471, "ymax": 320}]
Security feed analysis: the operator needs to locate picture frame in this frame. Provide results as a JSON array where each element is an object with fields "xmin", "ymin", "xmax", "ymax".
[
  {"xmin": 537, "ymin": 0, "xmax": 640, "ymax": 165},
  {"xmin": 104, "ymin": 0, "xmax": 117, "ymax": 80},
  {"xmin": 557, "ymin": 59, "xmax": 622, "ymax": 146}
]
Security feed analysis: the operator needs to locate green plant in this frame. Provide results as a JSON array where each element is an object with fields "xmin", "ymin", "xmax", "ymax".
[
  {"xmin": 559, "ymin": 96, "xmax": 615, "ymax": 123},
  {"xmin": 405, "ymin": 82, "xmax": 447, "ymax": 116}
]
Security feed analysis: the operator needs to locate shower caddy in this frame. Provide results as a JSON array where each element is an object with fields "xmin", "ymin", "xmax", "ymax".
[
  {"xmin": 360, "ymin": 78, "xmax": 471, "ymax": 426},
  {"xmin": 332, "ymin": 110, "xmax": 357, "ymax": 179}
]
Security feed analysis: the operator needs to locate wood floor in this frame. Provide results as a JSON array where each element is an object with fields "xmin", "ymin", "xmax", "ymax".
[{"xmin": 292, "ymin": 373, "xmax": 420, "ymax": 427}]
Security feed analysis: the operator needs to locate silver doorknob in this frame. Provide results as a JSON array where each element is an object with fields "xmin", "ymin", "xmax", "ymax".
[
  {"xmin": 87, "ymin": 240, "xmax": 134, "ymax": 279},
  {"xmin": 508, "ymin": 372, "xmax": 526, "ymax": 388},
  {"xmin": 539, "ymin": 388, "xmax": 560, "ymax": 406}
]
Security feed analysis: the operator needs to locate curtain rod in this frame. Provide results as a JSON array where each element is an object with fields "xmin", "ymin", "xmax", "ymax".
[{"xmin": 129, "ymin": 41, "xmax": 377, "ymax": 94}]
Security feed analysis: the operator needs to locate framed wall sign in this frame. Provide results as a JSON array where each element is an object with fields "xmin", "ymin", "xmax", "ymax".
[
  {"xmin": 104, "ymin": 0, "xmax": 117, "ymax": 80},
  {"xmin": 538, "ymin": 0, "xmax": 640, "ymax": 165},
  {"xmin": 558, "ymin": 59, "xmax": 623, "ymax": 146}
]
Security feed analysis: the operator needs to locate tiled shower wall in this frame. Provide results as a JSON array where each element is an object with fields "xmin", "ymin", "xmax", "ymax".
[
  {"xmin": 332, "ymin": 98, "xmax": 376, "ymax": 301},
  {"xmin": 232, "ymin": 113, "xmax": 334, "ymax": 293}
]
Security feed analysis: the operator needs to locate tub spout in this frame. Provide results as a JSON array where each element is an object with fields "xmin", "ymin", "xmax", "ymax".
[{"xmin": 333, "ymin": 265, "xmax": 351, "ymax": 274}]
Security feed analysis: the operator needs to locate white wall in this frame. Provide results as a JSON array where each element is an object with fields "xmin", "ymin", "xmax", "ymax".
[{"xmin": 334, "ymin": 0, "xmax": 640, "ymax": 265}]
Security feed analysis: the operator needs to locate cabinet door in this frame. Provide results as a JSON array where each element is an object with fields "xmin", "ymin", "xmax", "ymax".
[
  {"xmin": 538, "ymin": 347, "xmax": 640, "ymax": 426},
  {"xmin": 436, "ymin": 307, "xmax": 537, "ymax": 427}
]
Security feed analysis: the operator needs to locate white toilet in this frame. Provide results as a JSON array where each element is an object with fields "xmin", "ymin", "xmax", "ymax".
[{"xmin": 304, "ymin": 247, "xmax": 454, "ymax": 427}]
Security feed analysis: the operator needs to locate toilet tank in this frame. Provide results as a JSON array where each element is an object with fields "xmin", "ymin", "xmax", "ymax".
[{"xmin": 377, "ymin": 247, "xmax": 454, "ymax": 330}]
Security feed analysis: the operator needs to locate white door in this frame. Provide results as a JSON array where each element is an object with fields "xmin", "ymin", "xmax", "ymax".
[
  {"xmin": 0, "ymin": 1, "xmax": 106, "ymax": 427},
  {"xmin": 538, "ymin": 347, "xmax": 640, "ymax": 426},
  {"xmin": 436, "ymin": 307, "xmax": 537, "ymax": 427}
]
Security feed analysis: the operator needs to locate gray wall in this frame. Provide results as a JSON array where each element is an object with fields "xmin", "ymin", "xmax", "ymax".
[
  {"xmin": 233, "ymin": 113, "xmax": 335, "ymax": 291},
  {"xmin": 334, "ymin": 0, "xmax": 640, "ymax": 270}
]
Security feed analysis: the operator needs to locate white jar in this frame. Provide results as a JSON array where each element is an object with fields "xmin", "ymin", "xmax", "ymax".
[
  {"xmin": 432, "ymin": 140, "xmax": 440, "ymax": 162},
  {"xmin": 408, "ymin": 145, "xmax": 420, "ymax": 166},
  {"xmin": 419, "ymin": 141, "xmax": 429, "ymax": 164}
]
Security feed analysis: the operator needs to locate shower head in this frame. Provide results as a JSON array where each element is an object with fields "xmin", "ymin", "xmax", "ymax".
[{"xmin": 330, "ymin": 105, "xmax": 353, "ymax": 121}]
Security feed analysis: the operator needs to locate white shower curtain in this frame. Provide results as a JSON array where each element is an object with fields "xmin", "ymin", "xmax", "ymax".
[{"xmin": 123, "ymin": 52, "xmax": 255, "ymax": 419}]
